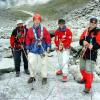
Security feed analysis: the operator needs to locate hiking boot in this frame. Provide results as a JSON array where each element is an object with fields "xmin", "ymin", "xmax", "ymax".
[
  {"xmin": 28, "ymin": 77, "xmax": 36, "ymax": 84},
  {"xmin": 42, "ymin": 78, "xmax": 47, "ymax": 85},
  {"xmin": 25, "ymin": 70, "xmax": 30, "ymax": 75},
  {"xmin": 16, "ymin": 72, "xmax": 20, "ymax": 77},
  {"xmin": 83, "ymin": 88, "xmax": 90, "ymax": 93},
  {"xmin": 56, "ymin": 70, "xmax": 63, "ymax": 75},
  {"xmin": 61, "ymin": 76, "xmax": 67, "ymax": 82}
]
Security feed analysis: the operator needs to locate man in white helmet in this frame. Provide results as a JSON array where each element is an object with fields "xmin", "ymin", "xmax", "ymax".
[{"xmin": 10, "ymin": 20, "xmax": 29, "ymax": 77}]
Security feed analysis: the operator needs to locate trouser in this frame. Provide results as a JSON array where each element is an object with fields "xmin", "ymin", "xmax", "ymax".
[
  {"xmin": 57, "ymin": 49, "xmax": 70, "ymax": 76},
  {"xmin": 28, "ymin": 52, "xmax": 48, "ymax": 78},
  {"xmin": 14, "ymin": 48, "xmax": 28, "ymax": 72},
  {"xmin": 80, "ymin": 58, "xmax": 95, "ymax": 89}
]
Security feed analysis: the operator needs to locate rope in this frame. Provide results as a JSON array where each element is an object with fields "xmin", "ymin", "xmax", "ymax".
[{"xmin": 90, "ymin": 39, "xmax": 93, "ymax": 100}]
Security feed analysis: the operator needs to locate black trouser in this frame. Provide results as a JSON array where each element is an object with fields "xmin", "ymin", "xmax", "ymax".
[{"xmin": 13, "ymin": 48, "xmax": 28, "ymax": 72}]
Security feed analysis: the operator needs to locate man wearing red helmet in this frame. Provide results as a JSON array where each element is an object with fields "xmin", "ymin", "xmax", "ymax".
[
  {"xmin": 33, "ymin": 13, "xmax": 42, "ymax": 22},
  {"xmin": 26, "ymin": 13, "xmax": 51, "ymax": 85}
]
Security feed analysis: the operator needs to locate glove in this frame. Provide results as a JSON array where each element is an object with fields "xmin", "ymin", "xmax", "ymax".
[
  {"xmin": 88, "ymin": 44, "xmax": 93, "ymax": 50},
  {"xmin": 17, "ymin": 33, "xmax": 22, "ymax": 38},
  {"xmin": 27, "ymin": 50, "xmax": 29, "ymax": 54},
  {"xmin": 83, "ymin": 41, "xmax": 89, "ymax": 47},
  {"xmin": 47, "ymin": 47, "xmax": 50, "ymax": 53}
]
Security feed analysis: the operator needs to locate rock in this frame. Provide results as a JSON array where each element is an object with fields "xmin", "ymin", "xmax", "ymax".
[
  {"xmin": 94, "ymin": 72, "xmax": 100, "ymax": 82},
  {"xmin": 0, "ymin": 68, "xmax": 15, "ymax": 75},
  {"xmin": 69, "ymin": 65, "xmax": 82, "ymax": 81}
]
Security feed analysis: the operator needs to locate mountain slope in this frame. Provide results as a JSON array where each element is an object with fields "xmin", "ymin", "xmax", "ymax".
[{"xmin": 1, "ymin": 0, "xmax": 90, "ymax": 20}]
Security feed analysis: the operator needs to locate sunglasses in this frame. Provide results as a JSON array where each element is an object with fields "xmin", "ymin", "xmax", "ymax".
[{"xmin": 90, "ymin": 21, "xmax": 97, "ymax": 24}]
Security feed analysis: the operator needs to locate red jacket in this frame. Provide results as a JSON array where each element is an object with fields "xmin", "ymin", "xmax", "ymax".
[
  {"xmin": 25, "ymin": 26, "xmax": 51, "ymax": 53},
  {"xmin": 54, "ymin": 28, "xmax": 72, "ymax": 49},
  {"xmin": 10, "ymin": 27, "xmax": 28, "ymax": 49},
  {"xmin": 79, "ymin": 27, "xmax": 100, "ymax": 61}
]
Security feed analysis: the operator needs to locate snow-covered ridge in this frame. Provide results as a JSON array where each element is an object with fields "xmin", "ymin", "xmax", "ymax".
[{"xmin": 0, "ymin": 0, "xmax": 52, "ymax": 8}]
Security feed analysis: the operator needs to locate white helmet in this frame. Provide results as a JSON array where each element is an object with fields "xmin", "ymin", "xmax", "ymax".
[{"xmin": 16, "ymin": 20, "xmax": 23, "ymax": 25}]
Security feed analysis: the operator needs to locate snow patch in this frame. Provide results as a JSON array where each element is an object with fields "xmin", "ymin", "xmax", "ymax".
[{"xmin": 93, "ymin": 92, "xmax": 100, "ymax": 100}]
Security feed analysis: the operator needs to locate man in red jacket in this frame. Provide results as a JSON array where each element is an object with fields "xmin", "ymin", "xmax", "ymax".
[
  {"xmin": 78, "ymin": 17, "xmax": 100, "ymax": 93},
  {"xmin": 54, "ymin": 19, "xmax": 72, "ymax": 82},
  {"xmin": 26, "ymin": 13, "xmax": 51, "ymax": 85},
  {"xmin": 10, "ymin": 20, "xmax": 29, "ymax": 77}
]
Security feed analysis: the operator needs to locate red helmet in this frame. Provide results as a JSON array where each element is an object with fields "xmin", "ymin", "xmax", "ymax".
[{"xmin": 33, "ymin": 13, "xmax": 42, "ymax": 21}]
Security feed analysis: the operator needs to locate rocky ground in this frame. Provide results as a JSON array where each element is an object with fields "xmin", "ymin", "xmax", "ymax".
[{"xmin": 0, "ymin": 50, "xmax": 100, "ymax": 100}]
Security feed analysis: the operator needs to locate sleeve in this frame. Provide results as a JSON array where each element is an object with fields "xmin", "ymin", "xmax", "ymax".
[
  {"xmin": 44, "ymin": 27, "xmax": 51, "ymax": 48},
  {"xmin": 79, "ymin": 30, "xmax": 87, "ymax": 46},
  {"xmin": 65, "ymin": 28, "xmax": 72, "ymax": 47},
  {"xmin": 54, "ymin": 30, "xmax": 59, "ymax": 47},
  {"xmin": 92, "ymin": 31, "xmax": 100, "ymax": 50},
  {"xmin": 25, "ymin": 28, "xmax": 32, "ymax": 50},
  {"xmin": 10, "ymin": 30, "xmax": 15, "ymax": 48}
]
